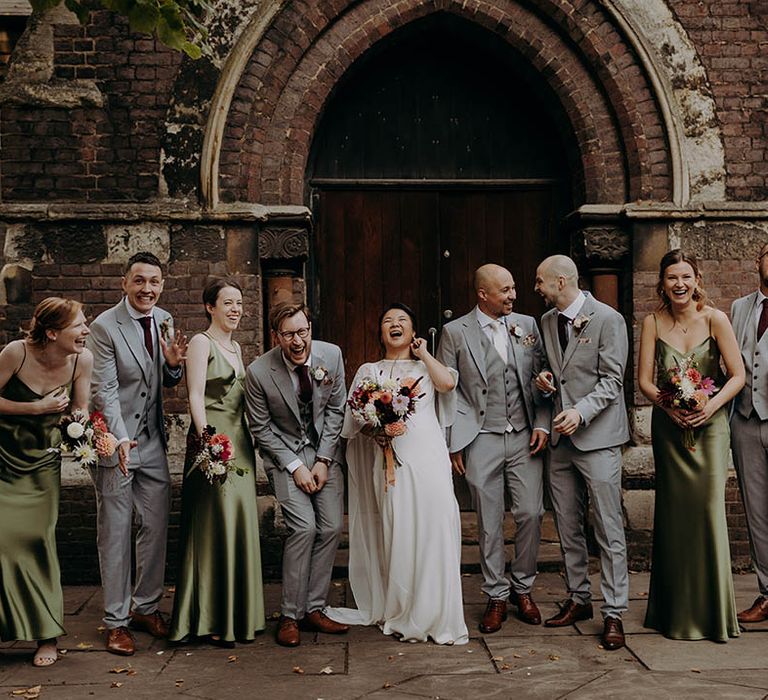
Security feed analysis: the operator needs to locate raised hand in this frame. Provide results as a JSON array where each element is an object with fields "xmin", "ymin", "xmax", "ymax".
[
  {"xmin": 535, "ymin": 371, "xmax": 556, "ymax": 394},
  {"xmin": 410, "ymin": 336, "xmax": 430, "ymax": 360},
  {"xmin": 160, "ymin": 328, "xmax": 188, "ymax": 368}
]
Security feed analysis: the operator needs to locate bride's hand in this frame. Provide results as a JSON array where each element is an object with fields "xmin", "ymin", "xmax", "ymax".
[
  {"xmin": 410, "ymin": 337, "xmax": 429, "ymax": 360},
  {"xmin": 662, "ymin": 406, "xmax": 691, "ymax": 428},
  {"xmin": 686, "ymin": 403, "xmax": 716, "ymax": 428}
]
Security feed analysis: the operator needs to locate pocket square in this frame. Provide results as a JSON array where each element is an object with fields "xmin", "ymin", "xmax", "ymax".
[{"xmin": 577, "ymin": 337, "xmax": 592, "ymax": 345}]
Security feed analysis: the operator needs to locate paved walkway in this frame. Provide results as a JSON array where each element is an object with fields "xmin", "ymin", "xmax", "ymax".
[{"xmin": 1, "ymin": 572, "xmax": 767, "ymax": 699}]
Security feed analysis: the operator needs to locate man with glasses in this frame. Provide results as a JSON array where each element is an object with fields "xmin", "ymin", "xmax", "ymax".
[
  {"xmin": 730, "ymin": 242, "xmax": 768, "ymax": 624},
  {"xmin": 245, "ymin": 302, "xmax": 348, "ymax": 646}
]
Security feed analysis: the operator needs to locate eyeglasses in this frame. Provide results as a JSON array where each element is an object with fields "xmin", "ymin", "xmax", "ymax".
[{"xmin": 278, "ymin": 327, "xmax": 310, "ymax": 341}]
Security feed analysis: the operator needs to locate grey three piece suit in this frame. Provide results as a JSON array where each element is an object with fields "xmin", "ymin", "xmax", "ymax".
[
  {"xmin": 438, "ymin": 308, "xmax": 550, "ymax": 600},
  {"xmin": 540, "ymin": 292, "xmax": 629, "ymax": 618},
  {"xmin": 245, "ymin": 341, "xmax": 346, "ymax": 619},
  {"xmin": 731, "ymin": 292, "xmax": 768, "ymax": 597},
  {"xmin": 87, "ymin": 299, "xmax": 182, "ymax": 629}
]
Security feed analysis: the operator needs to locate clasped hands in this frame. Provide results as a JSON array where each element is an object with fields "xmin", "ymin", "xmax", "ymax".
[
  {"xmin": 292, "ymin": 461, "xmax": 330, "ymax": 494},
  {"xmin": 535, "ymin": 371, "xmax": 581, "ymax": 436},
  {"xmin": 660, "ymin": 401, "xmax": 715, "ymax": 430}
]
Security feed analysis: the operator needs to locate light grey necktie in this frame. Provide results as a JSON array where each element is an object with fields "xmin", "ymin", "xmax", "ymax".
[{"xmin": 490, "ymin": 320, "xmax": 507, "ymax": 361}]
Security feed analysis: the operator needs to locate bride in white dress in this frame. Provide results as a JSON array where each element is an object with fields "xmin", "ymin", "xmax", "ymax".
[{"xmin": 329, "ymin": 303, "xmax": 468, "ymax": 645}]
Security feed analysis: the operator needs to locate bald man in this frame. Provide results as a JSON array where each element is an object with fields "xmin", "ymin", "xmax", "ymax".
[
  {"xmin": 534, "ymin": 255, "xmax": 630, "ymax": 651},
  {"xmin": 437, "ymin": 264, "xmax": 550, "ymax": 634}
]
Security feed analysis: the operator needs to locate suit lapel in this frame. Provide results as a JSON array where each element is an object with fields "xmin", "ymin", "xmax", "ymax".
[
  {"xmin": 115, "ymin": 301, "xmax": 150, "ymax": 383},
  {"xmin": 270, "ymin": 352, "xmax": 301, "ymax": 424},
  {"xmin": 561, "ymin": 294, "xmax": 593, "ymax": 370},
  {"xmin": 462, "ymin": 312, "xmax": 487, "ymax": 384},
  {"xmin": 542, "ymin": 311, "xmax": 560, "ymax": 372},
  {"xmin": 311, "ymin": 346, "xmax": 330, "ymax": 427},
  {"xmin": 504, "ymin": 315, "xmax": 525, "ymax": 386},
  {"xmin": 736, "ymin": 292, "xmax": 758, "ymax": 350}
]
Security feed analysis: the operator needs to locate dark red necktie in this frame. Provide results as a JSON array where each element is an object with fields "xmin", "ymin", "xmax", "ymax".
[
  {"xmin": 296, "ymin": 364, "xmax": 313, "ymax": 403},
  {"xmin": 557, "ymin": 313, "xmax": 569, "ymax": 353},
  {"xmin": 758, "ymin": 299, "xmax": 768, "ymax": 341},
  {"xmin": 138, "ymin": 316, "xmax": 153, "ymax": 359}
]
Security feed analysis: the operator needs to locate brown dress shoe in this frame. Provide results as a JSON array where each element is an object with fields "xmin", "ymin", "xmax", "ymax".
[
  {"xmin": 479, "ymin": 598, "xmax": 508, "ymax": 634},
  {"xmin": 106, "ymin": 627, "xmax": 135, "ymax": 656},
  {"xmin": 129, "ymin": 610, "xmax": 169, "ymax": 638},
  {"xmin": 276, "ymin": 616, "xmax": 300, "ymax": 647},
  {"xmin": 544, "ymin": 600, "xmax": 594, "ymax": 627},
  {"xmin": 300, "ymin": 610, "xmax": 349, "ymax": 634},
  {"xmin": 510, "ymin": 591, "xmax": 542, "ymax": 625},
  {"xmin": 737, "ymin": 596, "xmax": 768, "ymax": 623},
  {"xmin": 601, "ymin": 616, "xmax": 625, "ymax": 650}
]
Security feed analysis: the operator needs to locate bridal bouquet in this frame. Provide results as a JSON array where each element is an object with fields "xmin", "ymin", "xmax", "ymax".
[
  {"xmin": 58, "ymin": 410, "xmax": 118, "ymax": 468},
  {"xmin": 192, "ymin": 424, "xmax": 247, "ymax": 485},
  {"xmin": 656, "ymin": 355, "xmax": 718, "ymax": 450},
  {"xmin": 348, "ymin": 373, "xmax": 424, "ymax": 490}
]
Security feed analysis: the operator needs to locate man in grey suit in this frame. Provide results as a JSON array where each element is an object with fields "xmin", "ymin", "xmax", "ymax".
[
  {"xmin": 438, "ymin": 264, "xmax": 550, "ymax": 633},
  {"xmin": 730, "ymin": 242, "xmax": 768, "ymax": 623},
  {"xmin": 534, "ymin": 254, "xmax": 629, "ymax": 651},
  {"xmin": 88, "ymin": 252, "xmax": 187, "ymax": 656},
  {"xmin": 245, "ymin": 302, "xmax": 348, "ymax": 647}
]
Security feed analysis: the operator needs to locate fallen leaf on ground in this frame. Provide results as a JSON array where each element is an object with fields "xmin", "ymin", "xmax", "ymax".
[
  {"xmin": 175, "ymin": 680, "xmax": 184, "ymax": 687},
  {"xmin": 156, "ymin": 651, "xmax": 164, "ymax": 655},
  {"xmin": 109, "ymin": 665, "xmax": 131, "ymax": 674},
  {"xmin": 126, "ymin": 670, "xmax": 137, "ymax": 677},
  {"xmin": 12, "ymin": 686, "xmax": 41, "ymax": 699},
  {"xmin": 293, "ymin": 666, "xmax": 304, "ymax": 674},
  {"xmin": 548, "ymin": 654, "xmax": 560, "ymax": 661},
  {"xmin": 319, "ymin": 666, "xmax": 333, "ymax": 674},
  {"xmin": 227, "ymin": 655, "xmax": 238, "ymax": 663},
  {"xmin": 76, "ymin": 642, "xmax": 93, "ymax": 649},
  {"xmin": 500, "ymin": 663, "xmax": 511, "ymax": 670},
  {"xmin": 491, "ymin": 656, "xmax": 504, "ymax": 662},
  {"xmin": 513, "ymin": 653, "xmax": 522, "ymax": 659},
  {"xmin": 110, "ymin": 682, "xmax": 123, "ymax": 688},
  {"xmin": 58, "ymin": 649, "xmax": 68, "ymax": 655},
  {"xmin": 691, "ymin": 668, "xmax": 702, "ymax": 673},
  {"xmin": 382, "ymin": 683, "xmax": 392, "ymax": 689},
  {"xmin": 97, "ymin": 626, "xmax": 107, "ymax": 632}
]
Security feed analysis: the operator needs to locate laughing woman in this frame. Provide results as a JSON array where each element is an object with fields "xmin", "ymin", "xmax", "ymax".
[
  {"xmin": 638, "ymin": 250, "xmax": 744, "ymax": 641},
  {"xmin": 169, "ymin": 278, "xmax": 265, "ymax": 646},
  {"xmin": 0, "ymin": 298, "xmax": 93, "ymax": 666}
]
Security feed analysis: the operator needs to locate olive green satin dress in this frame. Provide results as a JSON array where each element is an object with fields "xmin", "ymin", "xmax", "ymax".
[
  {"xmin": 644, "ymin": 337, "xmax": 739, "ymax": 641},
  {"xmin": 169, "ymin": 340, "xmax": 265, "ymax": 642},
  {"xmin": 0, "ymin": 376, "xmax": 66, "ymax": 642}
]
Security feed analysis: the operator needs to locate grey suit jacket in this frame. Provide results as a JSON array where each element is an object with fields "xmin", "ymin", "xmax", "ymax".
[
  {"xmin": 437, "ymin": 308, "xmax": 551, "ymax": 453},
  {"xmin": 731, "ymin": 291, "xmax": 759, "ymax": 417},
  {"xmin": 87, "ymin": 300, "xmax": 182, "ymax": 467},
  {"xmin": 245, "ymin": 341, "xmax": 346, "ymax": 470},
  {"xmin": 540, "ymin": 293, "xmax": 629, "ymax": 451}
]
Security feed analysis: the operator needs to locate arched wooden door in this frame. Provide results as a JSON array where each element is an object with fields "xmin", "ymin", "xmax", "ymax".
[{"xmin": 308, "ymin": 13, "xmax": 574, "ymax": 378}]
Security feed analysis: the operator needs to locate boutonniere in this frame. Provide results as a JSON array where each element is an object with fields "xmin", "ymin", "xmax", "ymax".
[
  {"xmin": 311, "ymin": 366, "xmax": 333, "ymax": 385},
  {"xmin": 573, "ymin": 314, "xmax": 590, "ymax": 333},
  {"xmin": 508, "ymin": 324, "xmax": 524, "ymax": 341},
  {"xmin": 521, "ymin": 333, "xmax": 537, "ymax": 348},
  {"xmin": 159, "ymin": 317, "xmax": 173, "ymax": 343}
]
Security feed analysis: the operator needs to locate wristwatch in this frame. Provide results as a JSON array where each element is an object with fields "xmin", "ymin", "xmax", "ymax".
[{"xmin": 315, "ymin": 456, "xmax": 332, "ymax": 466}]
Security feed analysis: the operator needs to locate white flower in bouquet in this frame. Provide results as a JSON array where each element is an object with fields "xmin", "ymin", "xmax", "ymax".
[
  {"xmin": 363, "ymin": 402, "xmax": 380, "ymax": 426},
  {"xmin": 85, "ymin": 427, "xmax": 94, "ymax": 440},
  {"xmin": 381, "ymin": 378, "xmax": 398, "ymax": 392},
  {"xmin": 391, "ymin": 393, "xmax": 410, "ymax": 415},
  {"xmin": 211, "ymin": 461, "xmax": 227, "ymax": 476},
  {"xmin": 66, "ymin": 421, "xmax": 85, "ymax": 439},
  {"xmin": 74, "ymin": 443, "xmax": 97, "ymax": 466}
]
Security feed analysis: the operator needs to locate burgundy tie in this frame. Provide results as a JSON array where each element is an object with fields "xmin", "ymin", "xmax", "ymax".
[
  {"xmin": 759, "ymin": 299, "xmax": 768, "ymax": 341},
  {"xmin": 296, "ymin": 364, "xmax": 313, "ymax": 403},
  {"xmin": 138, "ymin": 316, "xmax": 153, "ymax": 359},
  {"xmin": 557, "ymin": 313, "xmax": 569, "ymax": 353}
]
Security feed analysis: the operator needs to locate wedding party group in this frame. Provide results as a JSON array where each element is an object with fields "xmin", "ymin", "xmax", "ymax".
[{"xmin": 1, "ymin": 245, "xmax": 768, "ymax": 668}]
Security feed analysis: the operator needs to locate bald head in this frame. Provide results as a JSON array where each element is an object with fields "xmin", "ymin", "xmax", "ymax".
[
  {"xmin": 535, "ymin": 255, "xmax": 580, "ymax": 310},
  {"xmin": 474, "ymin": 264, "xmax": 516, "ymax": 318}
]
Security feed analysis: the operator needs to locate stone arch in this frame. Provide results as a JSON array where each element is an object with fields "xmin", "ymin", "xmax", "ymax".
[{"xmin": 199, "ymin": 0, "xmax": 724, "ymax": 208}]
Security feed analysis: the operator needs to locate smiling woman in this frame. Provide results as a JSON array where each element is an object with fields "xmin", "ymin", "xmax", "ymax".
[{"xmin": 0, "ymin": 297, "xmax": 94, "ymax": 667}]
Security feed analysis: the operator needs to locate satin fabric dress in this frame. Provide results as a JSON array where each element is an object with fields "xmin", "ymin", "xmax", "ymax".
[
  {"xmin": 169, "ymin": 340, "xmax": 265, "ymax": 642},
  {"xmin": 0, "ymin": 375, "xmax": 67, "ymax": 642},
  {"xmin": 644, "ymin": 336, "xmax": 739, "ymax": 641},
  {"xmin": 328, "ymin": 359, "xmax": 468, "ymax": 645}
]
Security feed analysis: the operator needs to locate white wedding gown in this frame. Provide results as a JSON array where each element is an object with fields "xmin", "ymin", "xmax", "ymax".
[{"xmin": 328, "ymin": 359, "xmax": 469, "ymax": 645}]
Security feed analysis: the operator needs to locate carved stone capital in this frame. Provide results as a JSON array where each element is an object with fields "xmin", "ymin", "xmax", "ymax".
[
  {"xmin": 575, "ymin": 226, "xmax": 630, "ymax": 266},
  {"xmin": 258, "ymin": 227, "xmax": 309, "ymax": 259}
]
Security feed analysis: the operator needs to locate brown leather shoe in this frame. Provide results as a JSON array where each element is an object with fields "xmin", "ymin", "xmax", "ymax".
[
  {"xmin": 601, "ymin": 615, "xmax": 625, "ymax": 650},
  {"xmin": 300, "ymin": 610, "xmax": 349, "ymax": 634},
  {"xmin": 479, "ymin": 598, "xmax": 508, "ymax": 634},
  {"xmin": 544, "ymin": 599, "xmax": 593, "ymax": 627},
  {"xmin": 106, "ymin": 627, "xmax": 135, "ymax": 656},
  {"xmin": 129, "ymin": 610, "xmax": 169, "ymax": 638},
  {"xmin": 510, "ymin": 591, "xmax": 542, "ymax": 625},
  {"xmin": 276, "ymin": 616, "xmax": 300, "ymax": 647},
  {"xmin": 737, "ymin": 596, "xmax": 768, "ymax": 623}
]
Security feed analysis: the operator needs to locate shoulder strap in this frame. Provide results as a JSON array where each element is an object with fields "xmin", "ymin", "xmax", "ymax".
[
  {"xmin": 652, "ymin": 313, "xmax": 658, "ymax": 335},
  {"xmin": 69, "ymin": 353, "xmax": 79, "ymax": 386},
  {"xmin": 13, "ymin": 341, "xmax": 28, "ymax": 376}
]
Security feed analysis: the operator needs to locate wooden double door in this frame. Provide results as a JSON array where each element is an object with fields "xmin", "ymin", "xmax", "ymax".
[{"xmin": 313, "ymin": 186, "xmax": 564, "ymax": 380}]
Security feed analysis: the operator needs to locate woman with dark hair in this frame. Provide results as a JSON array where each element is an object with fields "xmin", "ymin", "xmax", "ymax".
[
  {"xmin": 638, "ymin": 250, "xmax": 744, "ymax": 641},
  {"xmin": 0, "ymin": 297, "xmax": 92, "ymax": 666},
  {"xmin": 169, "ymin": 278, "xmax": 265, "ymax": 646},
  {"xmin": 328, "ymin": 303, "xmax": 468, "ymax": 645}
]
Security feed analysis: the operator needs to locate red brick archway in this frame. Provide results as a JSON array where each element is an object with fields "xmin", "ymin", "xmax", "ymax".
[{"xmin": 217, "ymin": 0, "xmax": 672, "ymax": 207}]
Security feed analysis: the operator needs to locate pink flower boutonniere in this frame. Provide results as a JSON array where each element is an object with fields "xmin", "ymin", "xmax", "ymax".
[
  {"xmin": 312, "ymin": 366, "xmax": 333, "ymax": 385},
  {"xmin": 509, "ymin": 324, "xmax": 524, "ymax": 341},
  {"xmin": 573, "ymin": 314, "xmax": 591, "ymax": 333}
]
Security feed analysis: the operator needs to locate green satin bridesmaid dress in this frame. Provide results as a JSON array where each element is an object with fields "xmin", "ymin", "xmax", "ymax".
[
  {"xmin": 0, "ymin": 375, "xmax": 66, "ymax": 642},
  {"xmin": 169, "ymin": 339, "xmax": 265, "ymax": 642},
  {"xmin": 644, "ymin": 335, "xmax": 739, "ymax": 641}
]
